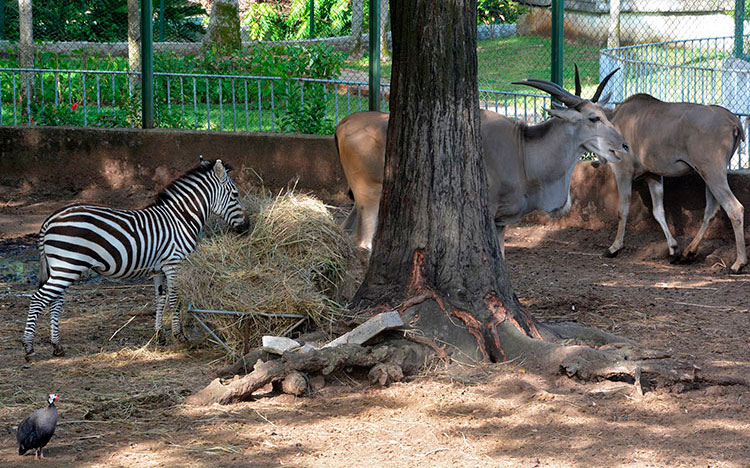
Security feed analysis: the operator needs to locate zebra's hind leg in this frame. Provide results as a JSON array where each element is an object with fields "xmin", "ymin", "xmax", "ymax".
[
  {"xmin": 24, "ymin": 287, "xmax": 63, "ymax": 360},
  {"xmin": 49, "ymin": 295, "xmax": 66, "ymax": 356}
]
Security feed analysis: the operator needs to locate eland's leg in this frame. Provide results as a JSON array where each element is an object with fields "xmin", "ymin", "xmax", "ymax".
[
  {"xmin": 605, "ymin": 165, "xmax": 635, "ymax": 257},
  {"xmin": 355, "ymin": 200, "xmax": 379, "ymax": 257},
  {"xmin": 645, "ymin": 177, "xmax": 681, "ymax": 262},
  {"xmin": 702, "ymin": 175, "xmax": 746, "ymax": 273},
  {"xmin": 682, "ymin": 185, "xmax": 720, "ymax": 262},
  {"xmin": 342, "ymin": 204, "xmax": 358, "ymax": 235},
  {"xmin": 153, "ymin": 272, "xmax": 168, "ymax": 345},
  {"xmin": 495, "ymin": 224, "xmax": 507, "ymax": 260}
]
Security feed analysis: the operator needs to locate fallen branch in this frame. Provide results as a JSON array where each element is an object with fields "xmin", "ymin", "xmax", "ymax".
[{"xmin": 187, "ymin": 340, "xmax": 429, "ymax": 405}]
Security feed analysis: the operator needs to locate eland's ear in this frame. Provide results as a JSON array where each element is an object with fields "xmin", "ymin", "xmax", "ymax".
[
  {"xmin": 213, "ymin": 159, "xmax": 227, "ymax": 180},
  {"xmin": 546, "ymin": 107, "xmax": 582, "ymax": 122},
  {"xmin": 597, "ymin": 92, "xmax": 612, "ymax": 106}
]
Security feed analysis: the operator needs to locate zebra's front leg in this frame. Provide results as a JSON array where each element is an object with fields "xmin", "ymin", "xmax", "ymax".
[
  {"xmin": 153, "ymin": 272, "xmax": 168, "ymax": 345},
  {"xmin": 164, "ymin": 264, "xmax": 188, "ymax": 343}
]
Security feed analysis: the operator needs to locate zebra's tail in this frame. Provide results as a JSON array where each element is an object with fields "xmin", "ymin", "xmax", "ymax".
[{"xmin": 38, "ymin": 242, "xmax": 50, "ymax": 288}]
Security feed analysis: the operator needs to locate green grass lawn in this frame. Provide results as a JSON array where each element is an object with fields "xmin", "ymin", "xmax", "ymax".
[{"xmin": 343, "ymin": 35, "xmax": 603, "ymax": 95}]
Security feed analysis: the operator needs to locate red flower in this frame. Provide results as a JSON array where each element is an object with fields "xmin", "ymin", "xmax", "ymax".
[
  {"xmin": 71, "ymin": 103, "xmax": 79, "ymax": 110},
  {"xmin": 53, "ymin": 109, "xmax": 57, "ymax": 113}
]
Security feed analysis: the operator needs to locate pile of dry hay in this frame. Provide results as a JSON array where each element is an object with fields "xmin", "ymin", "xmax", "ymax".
[{"xmin": 177, "ymin": 190, "xmax": 362, "ymax": 355}]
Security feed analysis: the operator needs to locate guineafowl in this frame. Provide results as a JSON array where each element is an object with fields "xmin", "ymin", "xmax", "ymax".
[{"xmin": 17, "ymin": 393, "xmax": 59, "ymax": 459}]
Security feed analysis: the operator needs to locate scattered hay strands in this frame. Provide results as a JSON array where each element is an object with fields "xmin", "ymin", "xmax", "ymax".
[{"xmin": 178, "ymin": 191, "xmax": 362, "ymax": 356}]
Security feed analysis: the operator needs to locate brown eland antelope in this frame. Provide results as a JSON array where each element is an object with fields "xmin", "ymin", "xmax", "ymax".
[
  {"xmin": 598, "ymin": 92, "xmax": 746, "ymax": 272},
  {"xmin": 335, "ymin": 72, "xmax": 629, "ymax": 259}
]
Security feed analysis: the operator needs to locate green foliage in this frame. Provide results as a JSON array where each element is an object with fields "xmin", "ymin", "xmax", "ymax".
[
  {"xmin": 477, "ymin": 0, "xmax": 525, "ymax": 25},
  {"xmin": 279, "ymin": 82, "xmax": 335, "ymax": 134},
  {"xmin": 1, "ymin": 42, "xmax": 345, "ymax": 134},
  {"xmin": 1, "ymin": 0, "xmax": 205, "ymax": 42},
  {"xmin": 242, "ymin": 0, "xmax": 352, "ymax": 41}
]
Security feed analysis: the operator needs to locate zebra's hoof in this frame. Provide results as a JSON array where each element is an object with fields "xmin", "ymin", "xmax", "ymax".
[
  {"xmin": 156, "ymin": 331, "xmax": 168, "ymax": 346},
  {"xmin": 52, "ymin": 344, "xmax": 65, "ymax": 357},
  {"xmin": 24, "ymin": 350, "xmax": 36, "ymax": 363},
  {"xmin": 173, "ymin": 332, "xmax": 189, "ymax": 344}
]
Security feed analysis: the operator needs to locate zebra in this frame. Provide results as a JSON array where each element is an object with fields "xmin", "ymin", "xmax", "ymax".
[{"xmin": 23, "ymin": 158, "xmax": 248, "ymax": 360}]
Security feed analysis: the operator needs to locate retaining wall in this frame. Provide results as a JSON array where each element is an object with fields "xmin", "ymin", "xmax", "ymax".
[{"xmin": 1, "ymin": 126, "xmax": 748, "ymax": 244}]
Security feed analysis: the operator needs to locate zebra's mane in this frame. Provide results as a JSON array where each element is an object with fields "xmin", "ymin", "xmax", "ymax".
[{"xmin": 150, "ymin": 159, "xmax": 233, "ymax": 208}]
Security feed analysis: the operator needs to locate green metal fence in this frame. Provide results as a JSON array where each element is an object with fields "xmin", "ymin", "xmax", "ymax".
[{"xmin": 1, "ymin": 0, "xmax": 749, "ymax": 167}]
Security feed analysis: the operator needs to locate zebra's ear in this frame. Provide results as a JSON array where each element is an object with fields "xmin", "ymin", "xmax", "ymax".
[{"xmin": 214, "ymin": 159, "xmax": 227, "ymax": 181}]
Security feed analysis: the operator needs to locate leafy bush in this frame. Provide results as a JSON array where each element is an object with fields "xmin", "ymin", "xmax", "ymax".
[
  {"xmin": 477, "ymin": 0, "xmax": 525, "ymax": 25},
  {"xmin": 280, "ymin": 82, "xmax": 336, "ymax": 134},
  {"xmin": 3, "ymin": 42, "xmax": 345, "ymax": 134},
  {"xmin": 2, "ymin": 0, "xmax": 205, "ymax": 42},
  {"xmin": 243, "ymin": 0, "xmax": 352, "ymax": 41}
]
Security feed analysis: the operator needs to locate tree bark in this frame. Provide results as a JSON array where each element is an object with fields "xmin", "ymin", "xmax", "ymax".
[
  {"xmin": 352, "ymin": 0, "xmax": 541, "ymax": 363},
  {"xmin": 608, "ymin": 0, "xmax": 621, "ymax": 48},
  {"xmin": 348, "ymin": 0, "xmax": 364, "ymax": 58},
  {"xmin": 379, "ymin": 0, "xmax": 389, "ymax": 58},
  {"xmin": 128, "ymin": 0, "xmax": 141, "ymax": 95},
  {"xmin": 18, "ymin": 0, "xmax": 33, "ymax": 113},
  {"xmin": 202, "ymin": 0, "xmax": 242, "ymax": 54}
]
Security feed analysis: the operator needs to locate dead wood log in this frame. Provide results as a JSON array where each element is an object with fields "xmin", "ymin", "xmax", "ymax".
[
  {"xmin": 282, "ymin": 371, "xmax": 309, "ymax": 396},
  {"xmin": 187, "ymin": 340, "xmax": 429, "ymax": 405},
  {"xmin": 214, "ymin": 349, "xmax": 272, "ymax": 378}
]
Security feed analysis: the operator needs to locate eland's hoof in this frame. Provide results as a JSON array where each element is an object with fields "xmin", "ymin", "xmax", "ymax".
[
  {"xmin": 52, "ymin": 343, "xmax": 65, "ymax": 357},
  {"xmin": 603, "ymin": 248, "xmax": 620, "ymax": 258},
  {"xmin": 730, "ymin": 262, "xmax": 745, "ymax": 274},
  {"xmin": 678, "ymin": 252, "xmax": 696, "ymax": 265}
]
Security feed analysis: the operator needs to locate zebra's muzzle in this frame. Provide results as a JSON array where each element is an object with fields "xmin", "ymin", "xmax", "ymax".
[{"xmin": 233, "ymin": 213, "xmax": 252, "ymax": 234}]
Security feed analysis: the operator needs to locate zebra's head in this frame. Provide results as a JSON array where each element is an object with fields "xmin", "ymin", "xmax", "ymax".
[{"xmin": 207, "ymin": 159, "xmax": 249, "ymax": 232}]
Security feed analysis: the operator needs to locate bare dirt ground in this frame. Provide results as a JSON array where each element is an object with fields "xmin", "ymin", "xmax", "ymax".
[{"xmin": 1, "ymin": 209, "xmax": 749, "ymax": 468}]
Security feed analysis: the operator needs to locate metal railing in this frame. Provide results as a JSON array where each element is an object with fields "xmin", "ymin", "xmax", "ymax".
[
  {"xmin": 600, "ymin": 34, "xmax": 750, "ymax": 169},
  {"xmin": 0, "ymin": 67, "xmax": 551, "ymax": 131}
]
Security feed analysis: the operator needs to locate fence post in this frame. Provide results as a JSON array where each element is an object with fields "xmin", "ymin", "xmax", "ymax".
[
  {"xmin": 309, "ymin": 0, "xmax": 315, "ymax": 39},
  {"xmin": 368, "ymin": 0, "xmax": 381, "ymax": 111},
  {"xmin": 159, "ymin": 0, "xmax": 165, "ymax": 42},
  {"xmin": 735, "ymin": 0, "xmax": 744, "ymax": 58},
  {"xmin": 0, "ymin": 0, "xmax": 4, "ymax": 41},
  {"xmin": 550, "ymin": 0, "xmax": 564, "ymax": 86},
  {"xmin": 141, "ymin": 0, "xmax": 154, "ymax": 128}
]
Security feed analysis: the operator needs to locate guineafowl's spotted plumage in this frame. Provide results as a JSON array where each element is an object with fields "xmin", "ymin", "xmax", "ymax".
[{"xmin": 17, "ymin": 393, "xmax": 58, "ymax": 459}]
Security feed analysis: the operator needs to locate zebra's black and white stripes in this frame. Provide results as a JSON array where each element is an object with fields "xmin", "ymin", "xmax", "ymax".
[{"xmin": 23, "ymin": 158, "xmax": 248, "ymax": 359}]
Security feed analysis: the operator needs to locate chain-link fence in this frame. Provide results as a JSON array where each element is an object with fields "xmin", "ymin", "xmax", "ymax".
[{"xmin": 0, "ymin": 0, "xmax": 748, "ymax": 165}]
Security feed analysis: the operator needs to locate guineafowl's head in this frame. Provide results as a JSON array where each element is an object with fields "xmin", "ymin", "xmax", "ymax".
[{"xmin": 47, "ymin": 393, "xmax": 59, "ymax": 405}]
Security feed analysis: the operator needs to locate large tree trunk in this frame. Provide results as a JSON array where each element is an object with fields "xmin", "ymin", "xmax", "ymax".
[
  {"xmin": 379, "ymin": 0, "xmax": 389, "ymax": 58},
  {"xmin": 128, "ymin": 0, "xmax": 141, "ymax": 94},
  {"xmin": 18, "ymin": 0, "xmax": 33, "ymax": 115},
  {"xmin": 351, "ymin": 0, "xmax": 540, "ymax": 363},
  {"xmin": 348, "ymin": 0, "xmax": 364, "ymax": 59}
]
